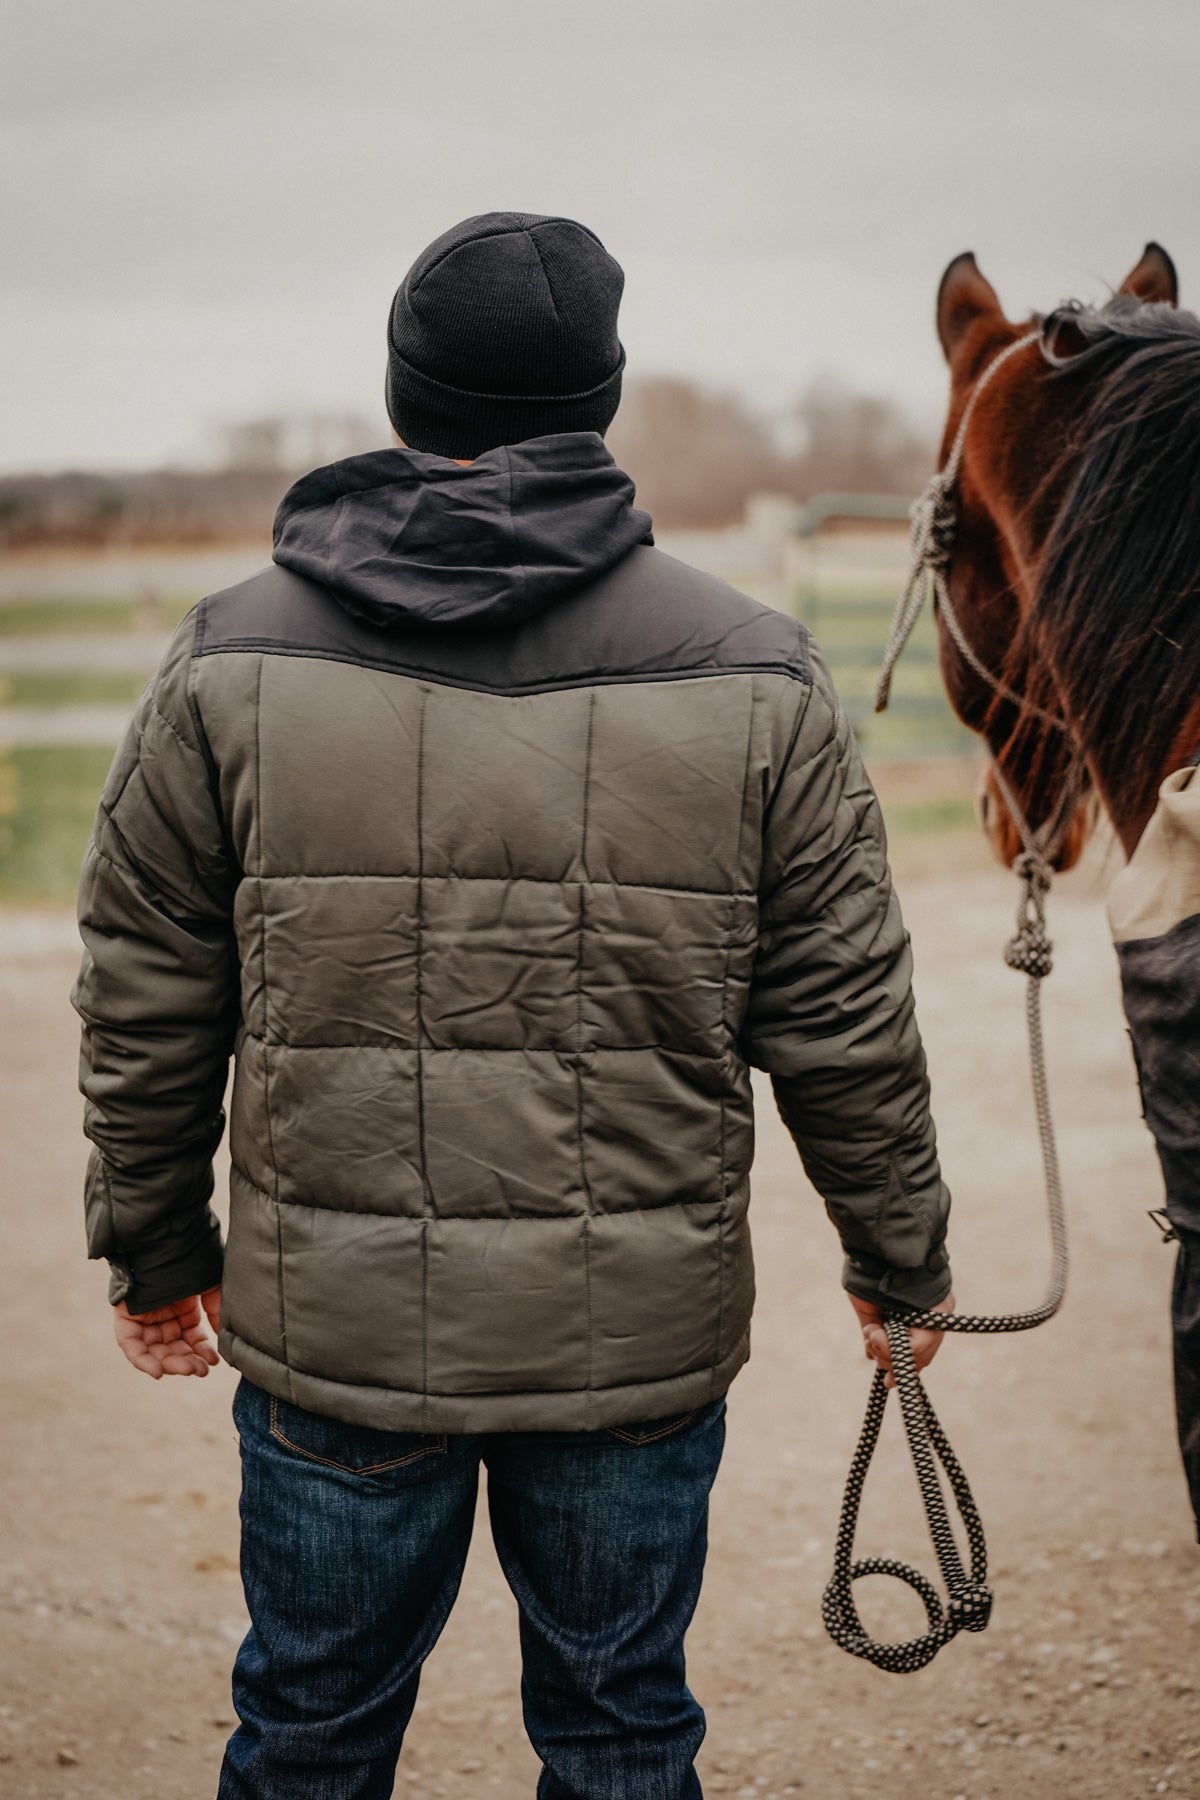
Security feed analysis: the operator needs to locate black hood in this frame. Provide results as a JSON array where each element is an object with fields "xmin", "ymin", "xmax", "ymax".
[{"xmin": 272, "ymin": 432, "xmax": 652, "ymax": 630}]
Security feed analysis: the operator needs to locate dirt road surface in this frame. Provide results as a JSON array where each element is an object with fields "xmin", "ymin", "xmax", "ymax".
[{"xmin": 3, "ymin": 850, "xmax": 1198, "ymax": 1799}]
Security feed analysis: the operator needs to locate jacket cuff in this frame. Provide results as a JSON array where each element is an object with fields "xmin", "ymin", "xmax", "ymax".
[
  {"xmin": 104, "ymin": 1214, "xmax": 224, "ymax": 1314},
  {"xmin": 842, "ymin": 1246, "xmax": 952, "ymax": 1313}
]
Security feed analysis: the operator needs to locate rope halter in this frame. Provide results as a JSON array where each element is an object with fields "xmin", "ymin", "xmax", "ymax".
[{"xmin": 875, "ymin": 329, "xmax": 1054, "ymax": 722}]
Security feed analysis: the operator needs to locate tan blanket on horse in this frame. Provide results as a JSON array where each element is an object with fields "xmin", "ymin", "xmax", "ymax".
[
  {"xmin": 1106, "ymin": 759, "xmax": 1200, "ymax": 1236},
  {"xmin": 1107, "ymin": 762, "xmax": 1200, "ymax": 1532},
  {"xmin": 1108, "ymin": 764, "xmax": 1200, "ymax": 945}
]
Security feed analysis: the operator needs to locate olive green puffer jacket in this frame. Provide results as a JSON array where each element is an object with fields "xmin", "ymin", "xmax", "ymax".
[{"xmin": 74, "ymin": 435, "xmax": 950, "ymax": 1431}]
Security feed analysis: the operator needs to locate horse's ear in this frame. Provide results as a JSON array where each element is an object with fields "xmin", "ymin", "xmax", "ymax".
[
  {"xmin": 1118, "ymin": 242, "xmax": 1178, "ymax": 306},
  {"xmin": 937, "ymin": 252, "xmax": 1004, "ymax": 359}
]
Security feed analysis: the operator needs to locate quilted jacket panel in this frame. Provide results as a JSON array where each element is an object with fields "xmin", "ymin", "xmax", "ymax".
[{"xmin": 74, "ymin": 435, "xmax": 951, "ymax": 1430}]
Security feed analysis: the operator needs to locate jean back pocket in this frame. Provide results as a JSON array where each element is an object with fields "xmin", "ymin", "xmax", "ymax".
[{"xmin": 268, "ymin": 1394, "xmax": 448, "ymax": 1477}]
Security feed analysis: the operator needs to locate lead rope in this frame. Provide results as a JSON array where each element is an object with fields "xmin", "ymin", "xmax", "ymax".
[
  {"xmin": 822, "ymin": 860, "xmax": 1068, "ymax": 1671},
  {"xmin": 823, "ymin": 331, "xmax": 1076, "ymax": 1672}
]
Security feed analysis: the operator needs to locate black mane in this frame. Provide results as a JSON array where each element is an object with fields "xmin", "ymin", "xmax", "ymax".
[{"xmin": 1031, "ymin": 296, "xmax": 1200, "ymax": 822}]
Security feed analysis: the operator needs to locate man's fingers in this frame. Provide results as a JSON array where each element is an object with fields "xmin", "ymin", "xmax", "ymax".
[
  {"xmin": 861, "ymin": 1319, "xmax": 949, "ymax": 1382},
  {"xmin": 174, "ymin": 1332, "xmax": 218, "ymax": 1366},
  {"xmin": 201, "ymin": 1285, "xmax": 222, "ymax": 1336},
  {"xmin": 114, "ymin": 1315, "xmax": 217, "ymax": 1378},
  {"xmin": 910, "ymin": 1325, "xmax": 949, "ymax": 1370},
  {"xmin": 160, "ymin": 1352, "xmax": 210, "ymax": 1376},
  {"xmin": 142, "ymin": 1345, "xmax": 210, "ymax": 1377},
  {"xmin": 114, "ymin": 1313, "xmax": 148, "ymax": 1351}
]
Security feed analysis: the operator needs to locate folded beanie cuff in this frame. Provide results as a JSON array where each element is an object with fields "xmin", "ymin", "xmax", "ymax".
[{"xmin": 386, "ymin": 346, "xmax": 625, "ymax": 460}]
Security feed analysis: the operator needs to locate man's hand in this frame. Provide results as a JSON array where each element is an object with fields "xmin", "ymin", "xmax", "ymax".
[
  {"xmin": 113, "ymin": 1285, "xmax": 222, "ymax": 1379},
  {"xmin": 847, "ymin": 1290, "xmax": 955, "ymax": 1388}
]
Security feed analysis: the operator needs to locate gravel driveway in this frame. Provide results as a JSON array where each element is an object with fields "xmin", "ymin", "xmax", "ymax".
[{"xmin": 2, "ymin": 852, "xmax": 1196, "ymax": 1799}]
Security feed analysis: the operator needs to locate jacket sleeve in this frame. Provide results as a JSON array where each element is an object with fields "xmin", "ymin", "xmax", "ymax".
[
  {"xmin": 71, "ymin": 610, "xmax": 239, "ymax": 1314},
  {"xmin": 741, "ymin": 647, "xmax": 952, "ymax": 1311}
]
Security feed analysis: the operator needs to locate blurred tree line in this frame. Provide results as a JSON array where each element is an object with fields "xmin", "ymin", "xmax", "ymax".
[
  {"xmin": 0, "ymin": 380, "xmax": 932, "ymax": 549},
  {"xmin": 607, "ymin": 377, "xmax": 933, "ymax": 526}
]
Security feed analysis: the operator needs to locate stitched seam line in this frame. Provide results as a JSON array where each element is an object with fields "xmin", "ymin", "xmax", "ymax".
[
  {"xmin": 502, "ymin": 445, "xmax": 531, "ymax": 614},
  {"xmin": 714, "ymin": 684, "xmax": 759, "ymax": 1387},
  {"xmin": 526, "ymin": 230, "xmax": 562, "ymax": 324},
  {"xmin": 150, "ymin": 694, "xmax": 201, "ymax": 757},
  {"xmin": 608, "ymin": 1407, "xmax": 701, "ymax": 1445},
  {"xmin": 228, "ymin": 1165, "xmax": 273, "ymax": 1202},
  {"xmin": 249, "ymin": 871, "xmax": 757, "ymax": 898},
  {"xmin": 102, "ymin": 1161, "xmax": 120, "ymax": 1259},
  {"xmin": 254, "ymin": 657, "xmax": 287, "ymax": 1387},
  {"xmin": 185, "ymin": 646, "xmax": 239, "ymax": 878},
  {"xmin": 420, "ymin": 1220, "xmax": 430, "ymax": 1436},
  {"xmin": 415, "ymin": 688, "xmax": 431, "ymax": 1211},
  {"xmin": 887, "ymin": 1151, "xmax": 937, "ymax": 1236},
  {"xmin": 269, "ymin": 1397, "xmax": 447, "ymax": 1472},
  {"xmin": 578, "ymin": 696, "xmax": 596, "ymax": 1418},
  {"xmin": 713, "ymin": 896, "xmax": 735, "ymax": 1379},
  {"xmin": 234, "ymin": 1032, "xmax": 725, "ymax": 1058},
  {"xmin": 192, "ymin": 641, "xmax": 813, "ymax": 694},
  {"xmin": 415, "ymin": 689, "xmax": 431, "ymax": 1430},
  {"xmin": 87, "ymin": 837, "xmax": 165, "ymax": 887},
  {"xmin": 94, "ymin": 707, "xmax": 148, "ymax": 823},
  {"xmin": 225, "ymin": 1191, "xmax": 726, "ymax": 1222}
]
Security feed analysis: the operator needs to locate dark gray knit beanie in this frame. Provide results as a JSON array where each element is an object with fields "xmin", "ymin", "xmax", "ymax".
[{"xmin": 385, "ymin": 212, "xmax": 626, "ymax": 459}]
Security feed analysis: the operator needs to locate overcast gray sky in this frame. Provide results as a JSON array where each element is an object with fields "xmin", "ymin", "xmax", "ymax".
[{"xmin": 4, "ymin": 0, "xmax": 1199, "ymax": 472}]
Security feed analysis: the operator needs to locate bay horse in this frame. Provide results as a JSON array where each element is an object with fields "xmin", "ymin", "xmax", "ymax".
[{"xmin": 923, "ymin": 243, "xmax": 1200, "ymax": 1532}]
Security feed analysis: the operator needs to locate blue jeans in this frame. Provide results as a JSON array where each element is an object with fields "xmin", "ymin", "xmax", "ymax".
[{"xmin": 217, "ymin": 1377, "xmax": 726, "ymax": 1799}]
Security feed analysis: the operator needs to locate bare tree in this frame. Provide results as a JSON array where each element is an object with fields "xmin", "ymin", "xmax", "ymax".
[
  {"xmin": 786, "ymin": 378, "xmax": 933, "ymax": 500},
  {"xmin": 0, "ymin": 387, "xmax": 933, "ymax": 547},
  {"xmin": 608, "ymin": 378, "xmax": 777, "ymax": 528},
  {"xmin": 610, "ymin": 376, "xmax": 933, "ymax": 528}
]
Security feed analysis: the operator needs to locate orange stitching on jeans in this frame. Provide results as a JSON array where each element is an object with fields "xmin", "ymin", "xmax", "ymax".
[
  {"xmin": 268, "ymin": 1396, "xmax": 447, "ymax": 1473},
  {"xmin": 606, "ymin": 1406, "xmax": 700, "ymax": 1446}
]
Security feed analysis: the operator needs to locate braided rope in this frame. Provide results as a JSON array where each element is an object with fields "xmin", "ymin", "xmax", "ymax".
[{"xmin": 826, "ymin": 330, "xmax": 1079, "ymax": 1673}]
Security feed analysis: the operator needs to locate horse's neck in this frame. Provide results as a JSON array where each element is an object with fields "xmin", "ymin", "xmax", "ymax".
[
  {"xmin": 1056, "ymin": 671, "xmax": 1200, "ymax": 858},
  {"xmin": 1003, "ymin": 492, "xmax": 1200, "ymax": 858}
]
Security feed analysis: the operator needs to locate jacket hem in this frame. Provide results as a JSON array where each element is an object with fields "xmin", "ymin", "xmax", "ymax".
[{"xmin": 219, "ymin": 1324, "xmax": 751, "ymax": 1433}]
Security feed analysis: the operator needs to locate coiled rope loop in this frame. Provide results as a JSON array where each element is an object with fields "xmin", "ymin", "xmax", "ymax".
[{"xmin": 825, "ymin": 329, "xmax": 1076, "ymax": 1672}]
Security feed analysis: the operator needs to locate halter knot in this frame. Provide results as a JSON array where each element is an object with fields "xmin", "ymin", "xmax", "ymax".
[
  {"xmin": 1004, "ymin": 854, "xmax": 1054, "ymax": 978},
  {"xmin": 909, "ymin": 475, "xmax": 956, "ymax": 575},
  {"xmin": 948, "ymin": 1579, "xmax": 994, "ymax": 1634},
  {"xmin": 1011, "ymin": 850, "xmax": 1052, "ymax": 897}
]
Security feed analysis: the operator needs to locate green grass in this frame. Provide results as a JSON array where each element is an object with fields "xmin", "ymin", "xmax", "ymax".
[
  {"xmin": 879, "ymin": 795, "xmax": 978, "ymax": 838},
  {"xmin": 0, "ymin": 596, "xmax": 194, "ymax": 636},
  {"xmin": 794, "ymin": 586, "xmax": 975, "ymax": 763},
  {"xmin": 0, "ymin": 671, "xmax": 147, "ymax": 708},
  {"xmin": 0, "ymin": 745, "xmax": 113, "ymax": 904}
]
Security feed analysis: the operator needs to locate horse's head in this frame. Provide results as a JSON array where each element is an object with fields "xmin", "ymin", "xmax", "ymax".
[{"xmin": 932, "ymin": 243, "xmax": 1178, "ymax": 869}]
